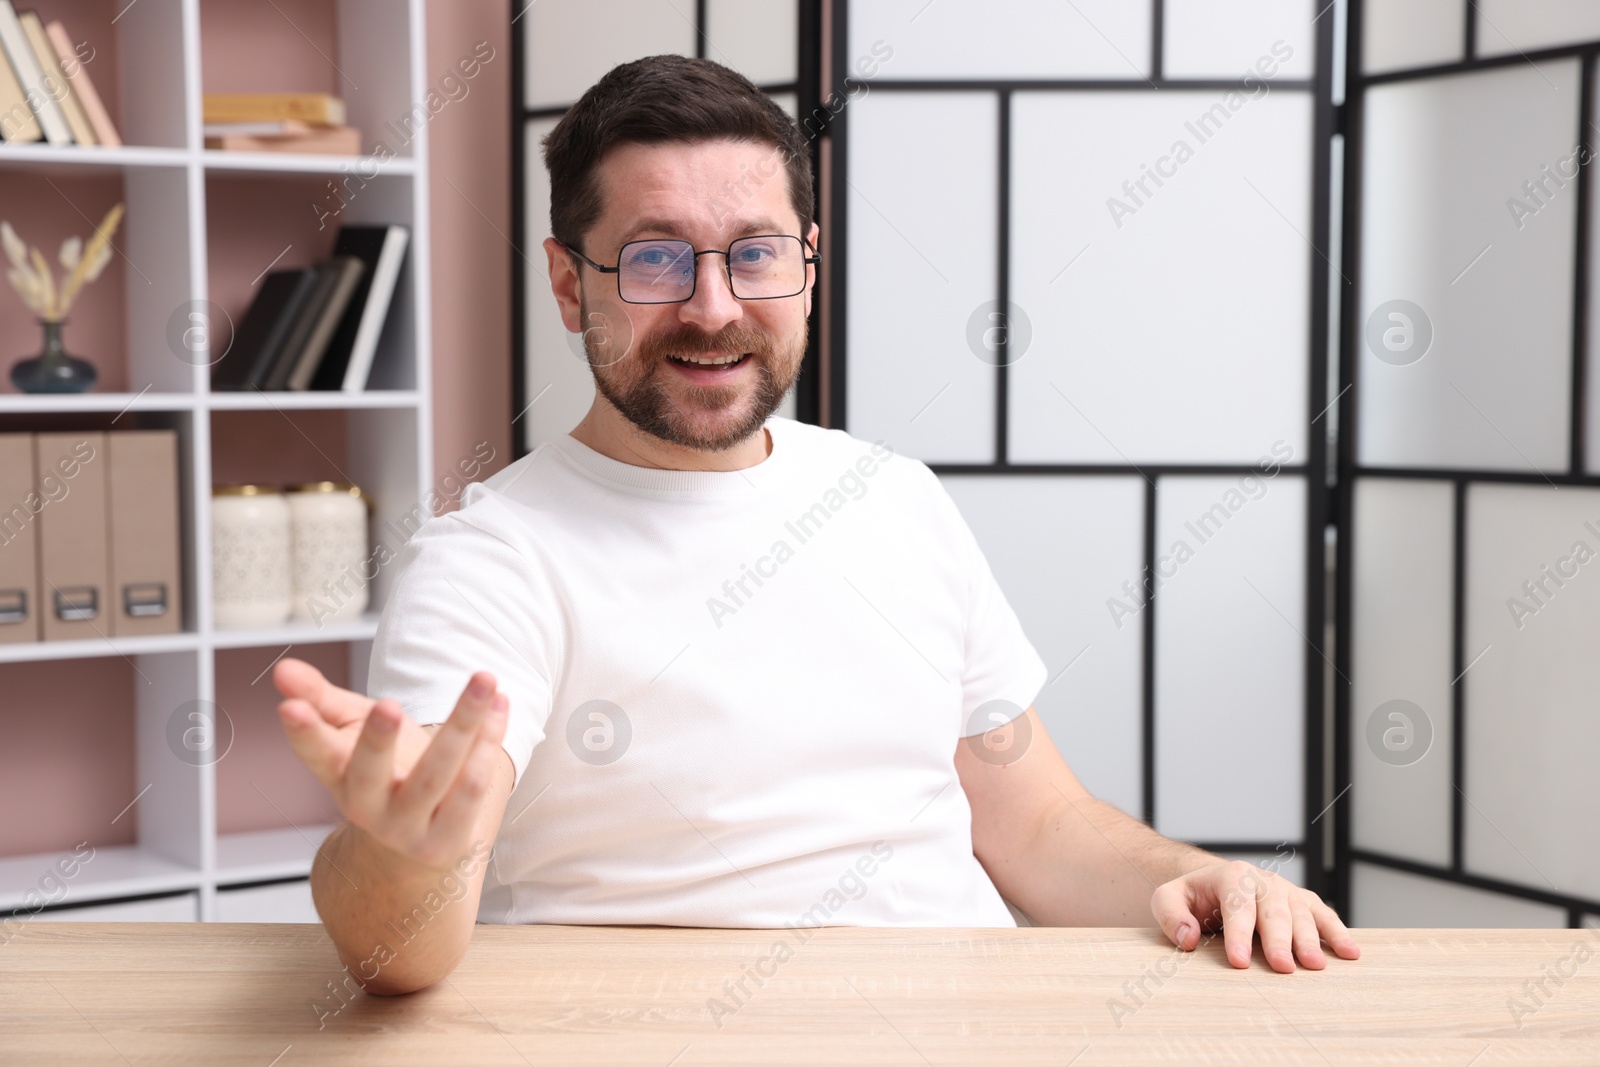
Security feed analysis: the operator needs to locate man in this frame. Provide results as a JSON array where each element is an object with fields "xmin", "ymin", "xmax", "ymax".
[{"xmin": 274, "ymin": 54, "xmax": 1359, "ymax": 996}]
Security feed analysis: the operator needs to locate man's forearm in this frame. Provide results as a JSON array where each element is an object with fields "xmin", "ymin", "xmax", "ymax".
[
  {"xmin": 310, "ymin": 822, "xmax": 492, "ymax": 996},
  {"xmin": 1005, "ymin": 793, "xmax": 1221, "ymax": 926}
]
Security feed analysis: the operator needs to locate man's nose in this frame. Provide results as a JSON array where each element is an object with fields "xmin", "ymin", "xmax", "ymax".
[{"xmin": 676, "ymin": 254, "xmax": 743, "ymax": 336}]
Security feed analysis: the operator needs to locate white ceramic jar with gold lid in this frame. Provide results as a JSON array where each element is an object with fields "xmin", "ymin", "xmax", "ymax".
[
  {"xmin": 211, "ymin": 484, "xmax": 292, "ymax": 629},
  {"xmin": 285, "ymin": 481, "xmax": 371, "ymax": 624}
]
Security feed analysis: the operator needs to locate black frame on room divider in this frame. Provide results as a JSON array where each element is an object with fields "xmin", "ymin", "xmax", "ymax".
[
  {"xmin": 824, "ymin": 0, "xmax": 1337, "ymax": 903},
  {"xmin": 509, "ymin": 1, "xmax": 829, "ymax": 450},
  {"xmin": 1333, "ymin": 0, "xmax": 1600, "ymax": 927}
]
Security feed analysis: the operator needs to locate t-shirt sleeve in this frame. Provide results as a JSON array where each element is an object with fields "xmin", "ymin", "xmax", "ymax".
[
  {"xmin": 365, "ymin": 503, "xmax": 557, "ymax": 791},
  {"xmin": 914, "ymin": 463, "xmax": 1048, "ymax": 736}
]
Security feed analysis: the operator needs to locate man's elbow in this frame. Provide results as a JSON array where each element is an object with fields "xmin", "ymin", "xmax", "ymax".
[{"xmin": 337, "ymin": 947, "xmax": 468, "ymax": 997}]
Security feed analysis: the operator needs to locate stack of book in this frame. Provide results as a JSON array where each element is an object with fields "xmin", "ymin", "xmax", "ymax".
[
  {"xmin": 211, "ymin": 223, "xmax": 410, "ymax": 393},
  {"xmin": 204, "ymin": 92, "xmax": 359, "ymax": 155},
  {"xmin": 0, "ymin": 1, "xmax": 121, "ymax": 146}
]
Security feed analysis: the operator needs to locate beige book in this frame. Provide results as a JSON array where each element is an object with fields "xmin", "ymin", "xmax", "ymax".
[
  {"xmin": 17, "ymin": 10, "xmax": 92, "ymax": 144},
  {"xmin": 203, "ymin": 92, "xmax": 346, "ymax": 127},
  {"xmin": 45, "ymin": 20, "xmax": 118, "ymax": 147},
  {"xmin": 0, "ymin": 29, "xmax": 40, "ymax": 141},
  {"xmin": 205, "ymin": 125, "xmax": 361, "ymax": 155}
]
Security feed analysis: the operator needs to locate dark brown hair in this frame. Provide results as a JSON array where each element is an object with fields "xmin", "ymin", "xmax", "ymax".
[{"xmin": 541, "ymin": 54, "xmax": 814, "ymax": 256}]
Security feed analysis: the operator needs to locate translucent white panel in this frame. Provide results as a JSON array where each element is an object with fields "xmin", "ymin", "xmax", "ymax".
[
  {"xmin": 849, "ymin": 0, "xmax": 1151, "ymax": 80},
  {"xmin": 1358, "ymin": 62, "xmax": 1579, "ymax": 472},
  {"xmin": 523, "ymin": 117, "xmax": 597, "ymax": 454},
  {"xmin": 1212, "ymin": 851, "xmax": 1306, "ymax": 888},
  {"xmin": 46, "ymin": 893, "xmax": 197, "ymax": 922},
  {"xmin": 941, "ymin": 476, "xmax": 1145, "ymax": 816},
  {"xmin": 523, "ymin": 0, "xmax": 696, "ymax": 109},
  {"xmin": 1361, "ymin": 0, "xmax": 1463, "ymax": 75},
  {"xmin": 1153, "ymin": 476, "xmax": 1306, "ymax": 841},
  {"xmin": 846, "ymin": 93, "xmax": 996, "ymax": 462},
  {"xmin": 706, "ymin": 0, "xmax": 797, "ymax": 86},
  {"xmin": 1162, "ymin": 0, "xmax": 1315, "ymax": 80},
  {"xmin": 1476, "ymin": 1, "xmax": 1600, "ymax": 57},
  {"xmin": 1351, "ymin": 863, "xmax": 1566, "ymax": 927},
  {"xmin": 214, "ymin": 880, "xmax": 319, "ymax": 922},
  {"xmin": 1591, "ymin": 68, "xmax": 1600, "ymax": 474},
  {"xmin": 1009, "ymin": 91, "xmax": 1310, "ymax": 465},
  {"xmin": 1587, "ymin": 914, "xmax": 1600, "ymax": 930},
  {"xmin": 769, "ymin": 92, "xmax": 798, "ymax": 122},
  {"xmin": 1463, "ymin": 484, "xmax": 1600, "ymax": 899},
  {"xmin": 1350, "ymin": 478, "xmax": 1454, "ymax": 866}
]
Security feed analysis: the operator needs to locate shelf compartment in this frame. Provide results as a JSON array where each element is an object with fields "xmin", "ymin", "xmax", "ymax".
[
  {"xmin": 12, "ymin": 0, "xmax": 190, "ymax": 152},
  {"xmin": 0, "ymin": 650, "xmax": 204, "ymax": 907},
  {"xmin": 203, "ymin": 168, "xmax": 419, "ymax": 394},
  {"xmin": 0, "ymin": 163, "xmax": 199, "ymax": 397},
  {"xmin": 198, "ymin": 0, "xmax": 421, "ymax": 162}
]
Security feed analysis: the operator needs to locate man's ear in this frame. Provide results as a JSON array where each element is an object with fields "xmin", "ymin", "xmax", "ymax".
[
  {"xmin": 544, "ymin": 237, "xmax": 584, "ymax": 333},
  {"xmin": 804, "ymin": 220, "xmax": 821, "ymax": 317}
]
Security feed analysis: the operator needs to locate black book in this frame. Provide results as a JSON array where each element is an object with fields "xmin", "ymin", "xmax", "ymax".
[
  {"xmin": 210, "ymin": 269, "xmax": 321, "ymax": 391},
  {"xmin": 286, "ymin": 255, "xmax": 368, "ymax": 391},
  {"xmin": 311, "ymin": 224, "xmax": 409, "ymax": 391},
  {"xmin": 261, "ymin": 263, "xmax": 338, "ymax": 391}
]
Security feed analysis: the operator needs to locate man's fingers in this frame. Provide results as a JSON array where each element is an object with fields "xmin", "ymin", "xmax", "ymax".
[
  {"xmin": 1290, "ymin": 900, "xmax": 1328, "ymax": 969},
  {"xmin": 1255, "ymin": 882, "xmax": 1296, "ymax": 973},
  {"xmin": 1314, "ymin": 901, "xmax": 1362, "ymax": 959},
  {"xmin": 1221, "ymin": 870, "xmax": 1258, "ymax": 969},
  {"xmin": 391, "ymin": 672, "xmax": 501, "ymax": 823},
  {"xmin": 420, "ymin": 721, "xmax": 507, "ymax": 867},
  {"xmin": 272, "ymin": 656, "xmax": 376, "ymax": 729},
  {"xmin": 343, "ymin": 699, "xmax": 403, "ymax": 826},
  {"xmin": 1149, "ymin": 882, "xmax": 1202, "ymax": 950},
  {"xmin": 276, "ymin": 698, "xmax": 346, "ymax": 787}
]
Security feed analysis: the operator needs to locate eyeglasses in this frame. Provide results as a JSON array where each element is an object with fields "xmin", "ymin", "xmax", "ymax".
[{"xmin": 561, "ymin": 234, "xmax": 821, "ymax": 304}]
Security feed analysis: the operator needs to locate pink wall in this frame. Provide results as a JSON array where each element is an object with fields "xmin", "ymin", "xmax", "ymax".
[
  {"xmin": 425, "ymin": 0, "xmax": 513, "ymax": 494},
  {"xmin": 0, "ymin": 2, "xmax": 513, "ymax": 861}
]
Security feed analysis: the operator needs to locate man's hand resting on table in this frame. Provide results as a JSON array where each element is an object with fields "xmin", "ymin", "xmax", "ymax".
[
  {"xmin": 1152, "ymin": 860, "xmax": 1362, "ymax": 973},
  {"xmin": 958, "ymin": 705, "xmax": 1361, "ymax": 973},
  {"xmin": 272, "ymin": 658, "xmax": 517, "ymax": 995}
]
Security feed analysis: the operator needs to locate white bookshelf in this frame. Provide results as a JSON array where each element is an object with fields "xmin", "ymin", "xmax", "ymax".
[{"xmin": 0, "ymin": 0, "xmax": 432, "ymax": 922}]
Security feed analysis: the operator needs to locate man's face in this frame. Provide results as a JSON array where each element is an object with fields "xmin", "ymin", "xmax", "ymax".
[{"xmin": 568, "ymin": 139, "xmax": 817, "ymax": 452}]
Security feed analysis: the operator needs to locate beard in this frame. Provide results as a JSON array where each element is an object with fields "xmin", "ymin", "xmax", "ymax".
[{"xmin": 580, "ymin": 292, "xmax": 807, "ymax": 453}]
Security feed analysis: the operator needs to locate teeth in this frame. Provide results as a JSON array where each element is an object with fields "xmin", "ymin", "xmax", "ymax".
[{"xmin": 671, "ymin": 353, "xmax": 745, "ymax": 365}]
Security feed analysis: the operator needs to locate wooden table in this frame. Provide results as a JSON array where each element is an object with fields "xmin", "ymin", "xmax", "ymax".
[{"xmin": 2, "ymin": 923, "xmax": 1597, "ymax": 1065}]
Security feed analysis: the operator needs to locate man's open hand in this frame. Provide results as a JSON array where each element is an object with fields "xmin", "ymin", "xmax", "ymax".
[
  {"xmin": 1151, "ymin": 860, "xmax": 1361, "ymax": 972},
  {"xmin": 272, "ymin": 657, "xmax": 508, "ymax": 872}
]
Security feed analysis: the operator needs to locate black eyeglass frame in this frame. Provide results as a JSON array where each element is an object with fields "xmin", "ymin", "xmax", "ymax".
[{"xmin": 559, "ymin": 234, "xmax": 822, "ymax": 304}]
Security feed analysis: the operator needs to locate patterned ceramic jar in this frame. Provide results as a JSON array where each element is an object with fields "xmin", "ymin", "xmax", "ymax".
[
  {"xmin": 211, "ymin": 485, "xmax": 292, "ymax": 629},
  {"xmin": 286, "ymin": 481, "xmax": 371, "ymax": 624}
]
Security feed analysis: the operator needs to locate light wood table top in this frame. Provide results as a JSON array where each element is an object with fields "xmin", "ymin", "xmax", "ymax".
[{"xmin": 2, "ymin": 923, "xmax": 1597, "ymax": 1065}]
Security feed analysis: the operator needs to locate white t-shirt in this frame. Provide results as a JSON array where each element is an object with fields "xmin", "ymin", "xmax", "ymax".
[{"xmin": 366, "ymin": 415, "xmax": 1047, "ymax": 928}]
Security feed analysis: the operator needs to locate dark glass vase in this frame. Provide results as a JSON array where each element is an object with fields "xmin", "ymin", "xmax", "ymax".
[{"xmin": 9, "ymin": 319, "xmax": 96, "ymax": 394}]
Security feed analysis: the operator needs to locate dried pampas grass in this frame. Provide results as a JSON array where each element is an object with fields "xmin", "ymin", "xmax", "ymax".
[{"xmin": 2, "ymin": 203, "xmax": 124, "ymax": 320}]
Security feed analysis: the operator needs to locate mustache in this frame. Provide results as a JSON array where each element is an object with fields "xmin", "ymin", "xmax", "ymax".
[{"xmin": 640, "ymin": 322, "xmax": 774, "ymax": 361}]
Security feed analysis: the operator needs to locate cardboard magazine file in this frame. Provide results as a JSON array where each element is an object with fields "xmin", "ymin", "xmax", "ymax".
[
  {"xmin": 34, "ymin": 431, "xmax": 108, "ymax": 641},
  {"xmin": 0, "ymin": 433, "xmax": 40, "ymax": 643},
  {"xmin": 107, "ymin": 430, "xmax": 183, "ymax": 636}
]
